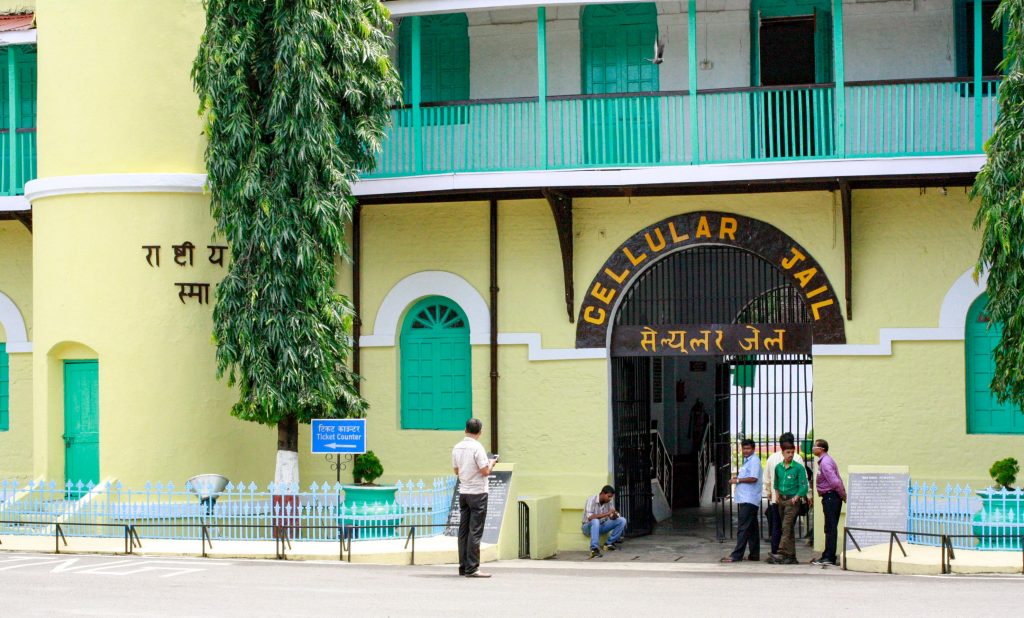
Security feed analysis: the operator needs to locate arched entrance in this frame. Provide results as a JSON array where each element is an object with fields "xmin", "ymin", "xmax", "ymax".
[{"xmin": 581, "ymin": 212, "xmax": 844, "ymax": 539}]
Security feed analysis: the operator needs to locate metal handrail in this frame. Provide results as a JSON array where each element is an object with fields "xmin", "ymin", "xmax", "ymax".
[
  {"xmin": 649, "ymin": 429, "xmax": 673, "ymax": 507},
  {"xmin": 842, "ymin": 526, "xmax": 1024, "ymax": 575},
  {"xmin": 0, "ymin": 518, "xmax": 454, "ymax": 565}
]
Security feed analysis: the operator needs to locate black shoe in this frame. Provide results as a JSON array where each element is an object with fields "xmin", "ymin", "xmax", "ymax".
[
  {"xmin": 766, "ymin": 554, "xmax": 781, "ymax": 564},
  {"xmin": 780, "ymin": 556, "xmax": 798, "ymax": 565},
  {"xmin": 747, "ymin": 555, "xmax": 761, "ymax": 561},
  {"xmin": 810, "ymin": 557, "xmax": 837, "ymax": 566},
  {"xmin": 589, "ymin": 548, "xmax": 603, "ymax": 559},
  {"xmin": 604, "ymin": 541, "xmax": 621, "ymax": 551}
]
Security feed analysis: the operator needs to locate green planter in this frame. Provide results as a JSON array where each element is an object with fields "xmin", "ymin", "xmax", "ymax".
[
  {"xmin": 339, "ymin": 485, "xmax": 404, "ymax": 540},
  {"xmin": 972, "ymin": 488, "xmax": 1024, "ymax": 550}
]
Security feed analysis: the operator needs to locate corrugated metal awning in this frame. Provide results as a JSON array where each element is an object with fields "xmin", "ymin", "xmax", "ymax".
[{"xmin": 0, "ymin": 13, "xmax": 33, "ymax": 32}]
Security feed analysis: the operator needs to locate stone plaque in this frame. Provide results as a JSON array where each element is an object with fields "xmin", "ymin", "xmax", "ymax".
[
  {"xmin": 445, "ymin": 471, "xmax": 513, "ymax": 545},
  {"xmin": 844, "ymin": 469, "xmax": 910, "ymax": 550}
]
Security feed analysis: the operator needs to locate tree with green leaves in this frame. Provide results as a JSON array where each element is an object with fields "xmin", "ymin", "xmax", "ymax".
[
  {"xmin": 192, "ymin": 0, "xmax": 401, "ymax": 487},
  {"xmin": 972, "ymin": 0, "xmax": 1024, "ymax": 412}
]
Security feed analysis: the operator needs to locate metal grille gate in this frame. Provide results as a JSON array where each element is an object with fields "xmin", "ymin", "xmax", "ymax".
[{"xmin": 610, "ymin": 246, "xmax": 814, "ymax": 538}]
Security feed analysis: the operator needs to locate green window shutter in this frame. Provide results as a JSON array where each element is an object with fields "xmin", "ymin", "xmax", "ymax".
[
  {"xmin": 965, "ymin": 294, "xmax": 1024, "ymax": 434},
  {"xmin": 954, "ymin": 0, "xmax": 1004, "ymax": 77},
  {"xmin": 399, "ymin": 13, "xmax": 470, "ymax": 104},
  {"xmin": 0, "ymin": 343, "xmax": 8, "ymax": 431},
  {"xmin": 400, "ymin": 296, "xmax": 472, "ymax": 430}
]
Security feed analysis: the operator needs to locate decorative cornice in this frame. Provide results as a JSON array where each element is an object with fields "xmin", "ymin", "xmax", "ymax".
[{"xmin": 25, "ymin": 174, "xmax": 206, "ymax": 202}]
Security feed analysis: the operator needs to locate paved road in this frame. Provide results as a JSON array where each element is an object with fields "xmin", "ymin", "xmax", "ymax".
[{"xmin": 0, "ymin": 552, "xmax": 1020, "ymax": 617}]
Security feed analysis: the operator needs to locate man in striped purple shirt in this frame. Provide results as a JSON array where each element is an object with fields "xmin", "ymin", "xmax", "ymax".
[{"xmin": 811, "ymin": 438, "xmax": 846, "ymax": 566}]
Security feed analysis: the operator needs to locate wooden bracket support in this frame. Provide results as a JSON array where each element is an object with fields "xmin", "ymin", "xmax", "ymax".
[
  {"xmin": 542, "ymin": 188, "xmax": 574, "ymax": 323},
  {"xmin": 840, "ymin": 180, "xmax": 852, "ymax": 321}
]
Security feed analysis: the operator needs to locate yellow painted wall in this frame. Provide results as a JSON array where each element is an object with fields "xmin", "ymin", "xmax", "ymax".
[
  {"xmin": 0, "ymin": 220, "xmax": 33, "ymax": 481},
  {"xmin": 30, "ymin": 193, "xmax": 279, "ymax": 487},
  {"xmin": 35, "ymin": 0, "xmax": 205, "ymax": 177}
]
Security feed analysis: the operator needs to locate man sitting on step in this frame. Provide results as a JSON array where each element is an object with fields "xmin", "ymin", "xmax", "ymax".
[{"xmin": 582, "ymin": 485, "xmax": 627, "ymax": 558}]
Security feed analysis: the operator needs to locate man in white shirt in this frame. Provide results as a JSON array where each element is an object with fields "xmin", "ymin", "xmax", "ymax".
[
  {"xmin": 451, "ymin": 418, "xmax": 498, "ymax": 578},
  {"xmin": 763, "ymin": 431, "xmax": 810, "ymax": 557},
  {"xmin": 581, "ymin": 485, "xmax": 627, "ymax": 558}
]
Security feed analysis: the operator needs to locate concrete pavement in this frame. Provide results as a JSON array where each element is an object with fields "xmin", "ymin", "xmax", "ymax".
[{"xmin": 0, "ymin": 551, "xmax": 1020, "ymax": 617}]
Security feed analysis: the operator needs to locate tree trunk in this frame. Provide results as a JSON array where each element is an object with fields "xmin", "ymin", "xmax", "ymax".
[{"xmin": 274, "ymin": 415, "xmax": 299, "ymax": 492}]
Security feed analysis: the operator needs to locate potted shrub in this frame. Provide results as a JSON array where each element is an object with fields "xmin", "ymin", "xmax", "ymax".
[
  {"xmin": 973, "ymin": 457, "xmax": 1022, "ymax": 550},
  {"xmin": 340, "ymin": 451, "xmax": 403, "ymax": 539}
]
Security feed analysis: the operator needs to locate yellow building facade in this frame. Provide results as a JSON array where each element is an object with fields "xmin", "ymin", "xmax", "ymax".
[{"xmin": 1, "ymin": 0, "xmax": 1021, "ymax": 554}]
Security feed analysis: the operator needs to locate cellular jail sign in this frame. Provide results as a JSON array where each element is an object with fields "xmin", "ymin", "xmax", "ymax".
[{"xmin": 575, "ymin": 212, "xmax": 846, "ymax": 349}]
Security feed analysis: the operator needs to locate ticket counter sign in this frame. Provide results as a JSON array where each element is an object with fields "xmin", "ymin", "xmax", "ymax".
[{"xmin": 311, "ymin": 419, "xmax": 366, "ymax": 454}]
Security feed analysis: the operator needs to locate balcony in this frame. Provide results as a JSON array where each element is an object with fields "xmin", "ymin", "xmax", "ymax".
[
  {"xmin": 359, "ymin": 1, "xmax": 1003, "ymax": 197},
  {"xmin": 367, "ymin": 78, "xmax": 999, "ymax": 178}
]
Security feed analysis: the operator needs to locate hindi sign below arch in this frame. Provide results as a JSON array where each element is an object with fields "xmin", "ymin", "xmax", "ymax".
[
  {"xmin": 311, "ymin": 419, "xmax": 366, "ymax": 454},
  {"xmin": 575, "ymin": 211, "xmax": 846, "ymax": 349}
]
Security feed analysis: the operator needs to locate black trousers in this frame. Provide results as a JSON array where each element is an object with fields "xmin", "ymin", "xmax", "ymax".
[
  {"xmin": 821, "ymin": 490, "xmax": 842, "ymax": 562},
  {"xmin": 766, "ymin": 502, "xmax": 782, "ymax": 554},
  {"xmin": 458, "ymin": 493, "xmax": 488, "ymax": 575},
  {"xmin": 730, "ymin": 502, "xmax": 760, "ymax": 560}
]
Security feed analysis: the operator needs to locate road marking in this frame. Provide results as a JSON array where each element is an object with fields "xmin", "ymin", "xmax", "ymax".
[{"xmin": 0, "ymin": 555, "xmax": 228, "ymax": 578}]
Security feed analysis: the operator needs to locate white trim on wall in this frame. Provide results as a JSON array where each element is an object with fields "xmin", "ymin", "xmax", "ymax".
[
  {"xmin": 939, "ymin": 267, "xmax": 988, "ymax": 329},
  {"xmin": 0, "ymin": 196, "xmax": 29, "ymax": 212},
  {"xmin": 363, "ymin": 271, "xmax": 491, "ymax": 346},
  {"xmin": 0, "ymin": 291, "xmax": 31, "ymax": 353},
  {"xmin": 813, "ymin": 267, "xmax": 987, "ymax": 356},
  {"xmin": 24, "ymin": 174, "xmax": 206, "ymax": 202},
  {"xmin": 0, "ymin": 31, "xmax": 35, "ymax": 47},
  {"xmin": 361, "ymin": 270, "xmax": 606, "ymax": 360},
  {"xmin": 22, "ymin": 156, "xmax": 983, "ymax": 204},
  {"xmin": 353, "ymin": 155, "xmax": 986, "ymax": 198}
]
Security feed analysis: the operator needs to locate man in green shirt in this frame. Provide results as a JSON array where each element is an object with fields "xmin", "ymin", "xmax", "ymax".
[{"xmin": 770, "ymin": 443, "xmax": 808, "ymax": 565}]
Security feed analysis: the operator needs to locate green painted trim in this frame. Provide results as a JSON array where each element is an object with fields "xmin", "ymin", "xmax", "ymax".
[
  {"xmin": 410, "ymin": 15, "xmax": 422, "ymax": 174},
  {"xmin": 689, "ymin": 0, "xmax": 699, "ymax": 163},
  {"xmin": 973, "ymin": 0, "xmax": 983, "ymax": 150},
  {"xmin": 537, "ymin": 7, "xmax": 548, "ymax": 169},
  {"xmin": 399, "ymin": 296, "xmax": 472, "ymax": 431},
  {"xmin": 965, "ymin": 294, "xmax": 1024, "ymax": 434},
  {"xmin": 63, "ymin": 360, "xmax": 100, "ymax": 485},
  {"xmin": 7, "ymin": 47, "xmax": 17, "ymax": 195},
  {"xmin": 832, "ymin": 0, "xmax": 844, "ymax": 157},
  {"xmin": 0, "ymin": 342, "xmax": 8, "ymax": 432}
]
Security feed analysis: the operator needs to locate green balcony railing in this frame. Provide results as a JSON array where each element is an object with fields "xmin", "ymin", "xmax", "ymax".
[
  {"xmin": 364, "ymin": 77, "xmax": 1000, "ymax": 180},
  {"xmin": 0, "ymin": 128, "xmax": 35, "ymax": 195}
]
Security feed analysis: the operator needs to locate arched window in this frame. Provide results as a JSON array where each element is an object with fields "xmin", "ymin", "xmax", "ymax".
[
  {"xmin": 965, "ymin": 293, "xmax": 1024, "ymax": 434},
  {"xmin": 400, "ymin": 296, "xmax": 472, "ymax": 430}
]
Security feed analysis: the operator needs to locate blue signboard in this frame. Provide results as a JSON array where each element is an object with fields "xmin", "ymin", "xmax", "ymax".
[{"xmin": 311, "ymin": 419, "xmax": 366, "ymax": 454}]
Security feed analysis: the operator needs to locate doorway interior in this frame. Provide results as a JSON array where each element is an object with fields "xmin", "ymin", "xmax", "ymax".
[{"xmin": 610, "ymin": 246, "xmax": 814, "ymax": 543}]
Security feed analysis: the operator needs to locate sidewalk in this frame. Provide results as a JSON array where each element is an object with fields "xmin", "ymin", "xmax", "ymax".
[{"xmin": 0, "ymin": 533, "xmax": 496, "ymax": 566}]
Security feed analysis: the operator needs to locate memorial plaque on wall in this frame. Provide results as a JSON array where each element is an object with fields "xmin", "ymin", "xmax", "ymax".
[
  {"xmin": 844, "ymin": 469, "xmax": 910, "ymax": 550},
  {"xmin": 444, "ymin": 471, "xmax": 513, "ymax": 545}
]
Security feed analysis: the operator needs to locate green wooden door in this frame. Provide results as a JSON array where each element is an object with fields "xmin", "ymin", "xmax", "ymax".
[
  {"xmin": 64, "ymin": 360, "xmax": 100, "ymax": 486},
  {"xmin": 400, "ymin": 297, "xmax": 471, "ymax": 430},
  {"xmin": 399, "ymin": 13, "xmax": 470, "ymax": 104},
  {"xmin": 581, "ymin": 4, "xmax": 660, "ymax": 165},
  {"xmin": 965, "ymin": 294, "xmax": 1024, "ymax": 434}
]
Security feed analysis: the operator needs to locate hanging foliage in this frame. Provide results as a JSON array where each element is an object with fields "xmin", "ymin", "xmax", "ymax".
[
  {"xmin": 192, "ymin": 1, "xmax": 401, "ymax": 440},
  {"xmin": 971, "ymin": 0, "xmax": 1024, "ymax": 410}
]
